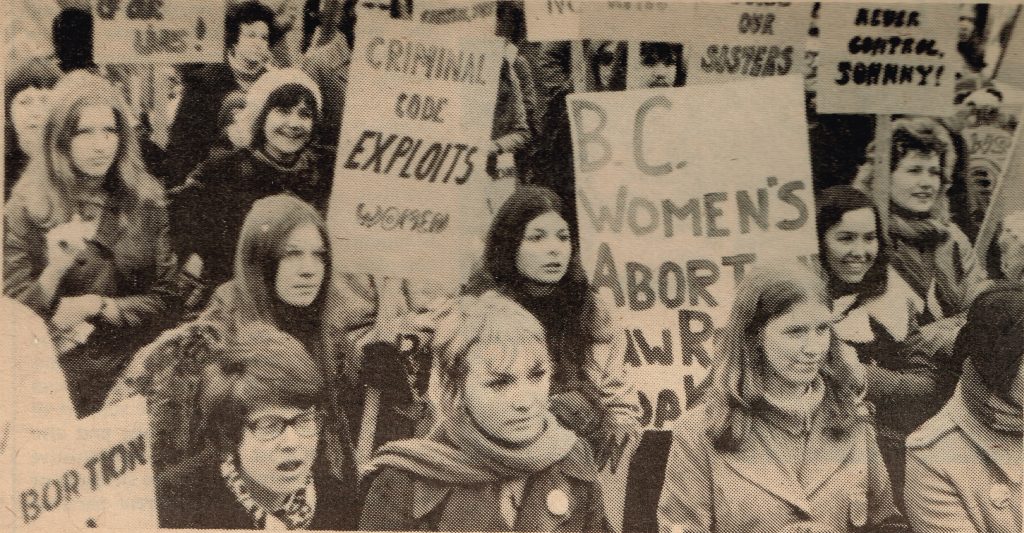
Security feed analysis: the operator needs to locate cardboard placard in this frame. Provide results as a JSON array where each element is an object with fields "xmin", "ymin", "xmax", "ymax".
[
  {"xmin": 686, "ymin": 3, "xmax": 811, "ymax": 84},
  {"xmin": 816, "ymin": 4, "xmax": 958, "ymax": 115},
  {"xmin": 92, "ymin": 0, "xmax": 226, "ymax": 64},
  {"xmin": 568, "ymin": 75, "xmax": 818, "ymax": 431},
  {"xmin": 524, "ymin": 0, "xmax": 580, "ymax": 42},
  {"xmin": 412, "ymin": 0, "xmax": 498, "ymax": 37},
  {"xmin": 578, "ymin": 2, "xmax": 696, "ymax": 42},
  {"xmin": 568, "ymin": 75, "xmax": 818, "ymax": 531},
  {"xmin": 3, "ymin": 397, "xmax": 156, "ymax": 531},
  {"xmin": 327, "ymin": 17, "xmax": 505, "ymax": 282}
]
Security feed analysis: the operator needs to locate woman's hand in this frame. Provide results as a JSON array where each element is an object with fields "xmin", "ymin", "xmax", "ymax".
[
  {"xmin": 44, "ymin": 214, "xmax": 97, "ymax": 274},
  {"xmin": 51, "ymin": 294, "xmax": 104, "ymax": 331}
]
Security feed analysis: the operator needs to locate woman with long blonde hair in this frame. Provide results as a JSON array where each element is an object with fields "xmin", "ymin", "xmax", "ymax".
[
  {"xmin": 658, "ymin": 263, "xmax": 901, "ymax": 533},
  {"xmin": 4, "ymin": 70, "xmax": 179, "ymax": 417}
]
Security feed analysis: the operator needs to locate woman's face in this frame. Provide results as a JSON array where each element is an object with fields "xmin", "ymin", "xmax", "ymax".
[
  {"xmin": 233, "ymin": 21, "xmax": 271, "ymax": 67},
  {"xmin": 462, "ymin": 342, "xmax": 550, "ymax": 445},
  {"xmin": 759, "ymin": 301, "xmax": 833, "ymax": 390},
  {"xmin": 275, "ymin": 223, "xmax": 327, "ymax": 307},
  {"xmin": 263, "ymin": 101, "xmax": 313, "ymax": 157},
  {"xmin": 237, "ymin": 404, "xmax": 320, "ymax": 496},
  {"xmin": 891, "ymin": 149, "xmax": 943, "ymax": 214},
  {"xmin": 10, "ymin": 86, "xmax": 51, "ymax": 155},
  {"xmin": 70, "ymin": 105, "xmax": 119, "ymax": 178},
  {"xmin": 516, "ymin": 211, "xmax": 571, "ymax": 285},
  {"xmin": 824, "ymin": 207, "xmax": 879, "ymax": 285}
]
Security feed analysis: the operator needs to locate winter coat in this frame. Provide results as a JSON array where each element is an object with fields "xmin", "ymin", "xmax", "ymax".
[
  {"xmin": 905, "ymin": 389, "xmax": 1022, "ymax": 533},
  {"xmin": 359, "ymin": 440, "xmax": 610, "ymax": 532},
  {"xmin": 165, "ymin": 63, "xmax": 243, "ymax": 186},
  {"xmin": 658, "ymin": 402, "xmax": 901, "ymax": 533},
  {"xmin": 156, "ymin": 449, "xmax": 359, "ymax": 530},
  {"xmin": 4, "ymin": 186, "xmax": 180, "ymax": 416},
  {"xmin": 168, "ymin": 146, "xmax": 334, "ymax": 291}
]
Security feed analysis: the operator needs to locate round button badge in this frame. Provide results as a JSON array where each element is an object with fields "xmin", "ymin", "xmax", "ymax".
[{"xmin": 547, "ymin": 489, "xmax": 569, "ymax": 516}]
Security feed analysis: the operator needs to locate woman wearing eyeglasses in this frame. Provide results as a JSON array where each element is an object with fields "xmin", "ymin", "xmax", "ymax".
[{"xmin": 155, "ymin": 324, "xmax": 357, "ymax": 530}]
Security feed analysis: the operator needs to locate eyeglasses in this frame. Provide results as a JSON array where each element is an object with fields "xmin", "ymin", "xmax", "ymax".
[{"xmin": 245, "ymin": 408, "xmax": 322, "ymax": 442}]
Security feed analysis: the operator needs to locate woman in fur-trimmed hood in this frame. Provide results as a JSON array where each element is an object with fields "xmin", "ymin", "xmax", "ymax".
[{"xmin": 169, "ymin": 68, "xmax": 336, "ymax": 297}]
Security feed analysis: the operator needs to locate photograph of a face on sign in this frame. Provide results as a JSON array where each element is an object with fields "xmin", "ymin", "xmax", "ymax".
[{"xmin": 579, "ymin": 40, "xmax": 685, "ymax": 92}]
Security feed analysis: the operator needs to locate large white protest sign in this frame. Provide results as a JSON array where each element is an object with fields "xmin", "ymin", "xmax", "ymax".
[
  {"xmin": 816, "ymin": 4, "xmax": 958, "ymax": 115},
  {"xmin": 4, "ymin": 397, "xmax": 155, "ymax": 531},
  {"xmin": 686, "ymin": 3, "xmax": 811, "ymax": 85},
  {"xmin": 568, "ymin": 75, "xmax": 818, "ymax": 532},
  {"xmin": 327, "ymin": 17, "xmax": 504, "ymax": 281},
  {"xmin": 524, "ymin": 0, "xmax": 580, "ymax": 42},
  {"xmin": 568, "ymin": 75, "xmax": 818, "ymax": 431},
  {"xmin": 92, "ymin": 0, "xmax": 226, "ymax": 63},
  {"xmin": 578, "ymin": 1, "xmax": 695, "ymax": 42}
]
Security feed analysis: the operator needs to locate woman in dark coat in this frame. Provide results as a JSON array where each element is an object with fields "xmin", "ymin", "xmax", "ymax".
[
  {"xmin": 170, "ymin": 68, "xmax": 334, "ymax": 299},
  {"xmin": 4, "ymin": 70, "xmax": 179, "ymax": 417},
  {"xmin": 465, "ymin": 185, "xmax": 640, "ymax": 448},
  {"xmin": 360, "ymin": 292, "xmax": 609, "ymax": 532},
  {"xmin": 4, "ymin": 57, "xmax": 61, "ymax": 200},
  {"xmin": 156, "ymin": 324, "xmax": 358, "ymax": 530}
]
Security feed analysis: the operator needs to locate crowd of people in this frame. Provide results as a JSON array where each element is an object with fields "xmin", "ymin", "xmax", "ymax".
[{"xmin": 3, "ymin": 1, "xmax": 1023, "ymax": 532}]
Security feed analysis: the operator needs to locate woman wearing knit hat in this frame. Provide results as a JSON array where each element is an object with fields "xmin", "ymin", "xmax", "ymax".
[
  {"xmin": 852, "ymin": 117, "xmax": 988, "ymax": 326},
  {"xmin": 156, "ymin": 323, "xmax": 358, "ymax": 530},
  {"xmin": 170, "ymin": 67, "xmax": 335, "ymax": 305},
  {"xmin": 905, "ymin": 283, "xmax": 1023, "ymax": 533},
  {"xmin": 359, "ymin": 291, "xmax": 609, "ymax": 532}
]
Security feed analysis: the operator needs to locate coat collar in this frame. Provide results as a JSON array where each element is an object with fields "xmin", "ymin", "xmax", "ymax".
[
  {"xmin": 950, "ymin": 391, "xmax": 1023, "ymax": 484},
  {"xmin": 722, "ymin": 403, "xmax": 859, "ymax": 516},
  {"xmin": 410, "ymin": 440, "xmax": 597, "ymax": 525}
]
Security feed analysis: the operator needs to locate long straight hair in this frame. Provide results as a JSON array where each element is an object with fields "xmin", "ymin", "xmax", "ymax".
[
  {"xmin": 13, "ymin": 70, "xmax": 163, "ymax": 225},
  {"xmin": 704, "ymin": 263, "xmax": 866, "ymax": 452}
]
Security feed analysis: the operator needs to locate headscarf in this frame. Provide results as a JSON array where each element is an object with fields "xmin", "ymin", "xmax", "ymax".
[{"xmin": 234, "ymin": 68, "xmax": 322, "ymax": 150}]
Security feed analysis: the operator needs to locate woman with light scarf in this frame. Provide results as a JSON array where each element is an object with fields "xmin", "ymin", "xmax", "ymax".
[{"xmin": 359, "ymin": 291, "xmax": 610, "ymax": 532}]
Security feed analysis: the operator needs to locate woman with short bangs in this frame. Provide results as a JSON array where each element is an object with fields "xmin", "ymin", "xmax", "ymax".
[
  {"xmin": 658, "ymin": 263, "xmax": 901, "ymax": 533},
  {"xmin": 4, "ymin": 57, "xmax": 61, "ymax": 200},
  {"xmin": 156, "ymin": 324, "xmax": 357, "ymax": 530},
  {"xmin": 360, "ymin": 291, "xmax": 609, "ymax": 531},
  {"xmin": 171, "ymin": 68, "xmax": 334, "ymax": 301},
  {"xmin": 4, "ymin": 70, "xmax": 178, "ymax": 417}
]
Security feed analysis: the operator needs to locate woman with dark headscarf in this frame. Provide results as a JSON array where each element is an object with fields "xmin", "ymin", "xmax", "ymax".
[
  {"xmin": 4, "ymin": 70, "xmax": 178, "ymax": 417},
  {"xmin": 156, "ymin": 324, "xmax": 358, "ymax": 530},
  {"xmin": 466, "ymin": 185, "xmax": 640, "ymax": 447}
]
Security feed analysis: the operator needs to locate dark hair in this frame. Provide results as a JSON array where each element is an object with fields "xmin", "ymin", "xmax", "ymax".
[
  {"xmin": 52, "ymin": 8, "xmax": 94, "ymax": 72},
  {"xmin": 250, "ymin": 84, "xmax": 320, "ymax": 150},
  {"xmin": 217, "ymin": 91, "xmax": 247, "ymax": 134},
  {"xmin": 890, "ymin": 118, "xmax": 950, "ymax": 179},
  {"xmin": 226, "ymin": 1, "xmax": 282, "ymax": 50},
  {"xmin": 5, "ymin": 58, "xmax": 62, "ymax": 199},
  {"xmin": 475, "ymin": 185, "xmax": 595, "ymax": 374},
  {"xmin": 639, "ymin": 42, "xmax": 686, "ymax": 87},
  {"xmin": 816, "ymin": 185, "xmax": 889, "ymax": 299},
  {"xmin": 590, "ymin": 41, "xmax": 626, "ymax": 91},
  {"xmin": 201, "ymin": 324, "xmax": 325, "ymax": 452}
]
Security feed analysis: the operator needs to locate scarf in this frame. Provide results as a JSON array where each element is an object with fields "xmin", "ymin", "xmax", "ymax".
[
  {"xmin": 227, "ymin": 52, "xmax": 267, "ymax": 92},
  {"xmin": 220, "ymin": 454, "xmax": 315, "ymax": 530},
  {"xmin": 888, "ymin": 204, "xmax": 952, "ymax": 312},
  {"xmin": 961, "ymin": 362, "xmax": 1023, "ymax": 435},
  {"xmin": 361, "ymin": 405, "xmax": 578, "ymax": 485}
]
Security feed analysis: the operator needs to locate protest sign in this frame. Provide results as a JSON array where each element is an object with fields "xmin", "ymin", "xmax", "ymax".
[
  {"xmin": 3, "ymin": 397, "xmax": 155, "ymax": 531},
  {"xmin": 686, "ymin": 3, "xmax": 811, "ymax": 85},
  {"xmin": 568, "ymin": 75, "xmax": 818, "ymax": 531},
  {"xmin": 413, "ymin": 0, "xmax": 498, "ymax": 37},
  {"xmin": 578, "ymin": 2, "xmax": 695, "ymax": 42},
  {"xmin": 816, "ymin": 4, "xmax": 958, "ymax": 116},
  {"xmin": 327, "ymin": 17, "xmax": 504, "ymax": 282},
  {"xmin": 525, "ymin": 0, "xmax": 580, "ymax": 42},
  {"xmin": 92, "ymin": 0, "xmax": 226, "ymax": 64},
  {"xmin": 974, "ymin": 117, "xmax": 1024, "ymax": 274}
]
